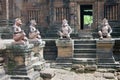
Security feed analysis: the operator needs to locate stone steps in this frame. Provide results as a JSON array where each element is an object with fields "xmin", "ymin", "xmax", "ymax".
[
  {"xmin": 74, "ymin": 49, "xmax": 96, "ymax": 53},
  {"xmin": 74, "ymin": 40, "xmax": 96, "ymax": 44},
  {"xmin": 73, "ymin": 40, "xmax": 96, "ymax": 65},
  {"xmin": 74, "ymin": 53, "xmax": 96, "ymax": 58},
  {"xmin": 72, "ymin": 58, "xmax": 96, "ymax": 65},
  {"xmin": 74, "ymin": 44, "xmax": 96, "ymax": 48},
  {"xmin": 10, "ymin": 71, "xmax": 40, "ymax": 80},
  {"xmin": 44, "ymin": 40, "xmax": 57, "ymax": 60},
  {"xmin": 97, "ymin": 62, "xmax": 120, "ymax": 68}
]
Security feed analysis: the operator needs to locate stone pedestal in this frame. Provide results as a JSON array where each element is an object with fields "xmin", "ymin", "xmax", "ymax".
[
  {"xmin": 0, "ymin": 40, "xmax": 10, "ymax": 80},
  {"xmin": 96, "ymin": 39, "xmax": 115, "ymax": 64},
  {"xmin": 6, "ymin": 44, "xmax": 41, "ymax": 80},
  {"xmin": 30, "ymin": 40, "xmax": 45, "ymax": 60},
  {"xmin": 56, "ymin": 39, "xmax": 74, "ymax": 63},
  {"xmin": 29, "ymin": 40, "xmax": 46, "ymax": 71}
]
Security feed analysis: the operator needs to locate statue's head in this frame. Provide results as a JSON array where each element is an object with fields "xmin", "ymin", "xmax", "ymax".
[
  {"xmin": 30, "ymin": 19, "xmax": 37, "ymax": 26},
  {"xmin": 62, "ymin": 19, "xmax": 69, "ymax": 27},
  {"xmin": 15, "ymin": 18, "xmax": 22, "ymax": 26},
  {"xmin": 102, "ymin": 18, "xmax": 108, "ymax": 25},
  {"xmin": 62, "ymin": 19, "xmax": 68, "ymax": 24}
]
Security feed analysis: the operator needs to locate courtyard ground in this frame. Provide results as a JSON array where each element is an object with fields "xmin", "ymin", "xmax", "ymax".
[{"xmin": 40, "ymin": 62, "xmax": 120, "ymax": 80}]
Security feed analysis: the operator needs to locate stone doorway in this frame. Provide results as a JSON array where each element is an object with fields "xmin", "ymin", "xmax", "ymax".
[
  {"xmin": 78, "ymin": 4, "xmax": 93, "ymax": 39},
  {"xmin": 80, "ymin": 5, "xmax": 93, "ymax": 30}
]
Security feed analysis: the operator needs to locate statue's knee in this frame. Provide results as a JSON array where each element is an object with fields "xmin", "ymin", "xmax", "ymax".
[
  {"xmin": 107, "ymin": 34, "xmax": 111, "ymax": 38},
  {"xmin": 98, "ymin": 31, "xmax": 102, "ymax": 34}
]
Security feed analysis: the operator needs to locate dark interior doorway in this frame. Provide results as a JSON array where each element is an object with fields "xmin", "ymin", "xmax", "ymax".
[{"xmin": 80, "ymin": 5, "xmax": 93, "ymax": 30}]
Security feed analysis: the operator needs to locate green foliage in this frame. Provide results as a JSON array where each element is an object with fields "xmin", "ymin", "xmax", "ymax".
[{"xmin": 84, "ymin": 15, "xmax": 93, "ymax": 25}]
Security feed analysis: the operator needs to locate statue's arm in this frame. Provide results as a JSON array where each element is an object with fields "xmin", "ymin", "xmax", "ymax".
[
  {"xmin": 98, "ymin": 25, "xmax": 102, "ymax": 32},
  {"xmin": 68, "ymin": 26, "xmax": 72, "ymax": 34},
  {"xmin": 108, "ymin": 25, "xmax": 112, "ymax": 34},
  {"xmin": 14, "ymin": 27, "xmax": 23, "ymax": 34}
]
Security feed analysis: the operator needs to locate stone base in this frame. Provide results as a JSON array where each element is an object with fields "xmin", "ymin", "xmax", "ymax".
[
  {"xmin": 8, "ymin": 64, "xmax": 34, "ymax": 75},
  {"xmin": 96, "ymin": 40, "xmax": 118, "ymax": 68},
  {"xmin": 56, "ymin": 39, "xmax": 74, "ymax": 58},
  {"xmin": 0, "ymin": 66, "xmax": 11, "ymax": 80},
  {"xmin": 10, "ymin": 71, "xmax": 41, "ymax": 80},
  {"xmin": 55, "ymin": 58, "xmax": 73, "ymax": 67}
]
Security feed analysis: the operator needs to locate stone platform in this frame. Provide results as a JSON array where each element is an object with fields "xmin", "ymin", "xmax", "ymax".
[
  {"xmin": 56, "ymin": 39, "xmax": 74, "ymax": 67},
  {"xmin": 96, "ymin": 39, "xmax": 119, "ymax": 68},
  {"xmin": 5, "ymin": 44, "xmax": 41, "ymax": 80}
]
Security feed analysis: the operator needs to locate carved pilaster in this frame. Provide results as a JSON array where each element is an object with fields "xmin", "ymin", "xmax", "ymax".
[{"xmin": 69, "ymin": 1, "xmax": 78, "ymax": 33}]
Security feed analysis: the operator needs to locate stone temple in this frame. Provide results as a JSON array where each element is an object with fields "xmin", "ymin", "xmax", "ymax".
[{"xmin": 0, "ymin": 0, "xmax": 120, "ymax": 80}]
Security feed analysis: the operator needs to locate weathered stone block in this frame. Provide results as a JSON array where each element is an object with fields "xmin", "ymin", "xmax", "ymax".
[
  {"xmin": 96, "ymin": 40, "xmax": 115, "ymax": 64},
  {"xmin": 118, "ymin": 75, "xmax": 120, "ymax": 80},
  {"xmin": 71, "ymin": 64, "xmax": 84, "ymax": 73},
  {"xmin": 103, "ymin": 73, "xmax": 115, "ymax": 79},
  {"xmin": 5, "ymin": 43, "xmax": 41, "ymax": 79},
  {"xmin": 33, "ymin": 61, "xmax": 45, "ymax": 71},
  {"xmin": 56, "ymin": 39, "xmax": 74, "ymax": 58},
  {"xmin": 94, "ymin": 72, "xmax": 103, "ymax": 78},
  {"xmin": 97, "ymin": 40, "xmax": 114, "ymax": 49},
  {"xmin": 40, "ymin": 69, "xmax": 55, "ymax": 79},
  {"xmin": 85, "ymin": 65, "xmax": 97, "ymax": 72}
]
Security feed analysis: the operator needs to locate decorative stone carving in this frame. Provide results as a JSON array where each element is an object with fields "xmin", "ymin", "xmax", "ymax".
[
  {"xmin": 98, "ymin": 18, "xmax": 112, "ymax": 40},
  {"xmin": 13, "ymin": 18, "xmax": 28, "ymax": 44},
  {"xmin": 28, "ymin": 19, "xmax": 46, "ymax": 71},
  {"xmin": 58, "ymin": 19, "xmax": 72, "ymax": 39}
]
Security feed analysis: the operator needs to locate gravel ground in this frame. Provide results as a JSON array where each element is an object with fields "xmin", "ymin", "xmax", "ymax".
[{"xmin": 40, "ymin": 67, "xmax": 119, "ymax": 80}]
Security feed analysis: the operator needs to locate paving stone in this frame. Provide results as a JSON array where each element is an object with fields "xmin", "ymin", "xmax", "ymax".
[
  {"xmin": 97, "ymin": 68, "xmax": 108, "ymax": 72},
  {"xmin": 94, "ymin": 72, "xmax": 103, "ymax": 78},
  {"xmin": 103, "ymin": 73, "xmax": 115, "ymax": 79},
  {"xmin": 71, "ymin": 64, "xmax": 84, "ymax": 73},
  {"xmin": 107, "ymin": 68, "xmax": 116, "ymax": 73},
  {"xmin": 40, "ymin": 69, "xmax": 55, "ymax": 79},
  {"xmin": 117, "ymin": 72, "xmax": 120, "ymax": 75},
  {"xmin": 85, "ymin": 65, "xmax": 97, "ymax": 72},
  {"xmin": 118, "ymin": 75, "xmax": 120, "ymax": 80},
  {"xmin": 76, "ymin": 68, "xmax": 84, "ymax": 73}
]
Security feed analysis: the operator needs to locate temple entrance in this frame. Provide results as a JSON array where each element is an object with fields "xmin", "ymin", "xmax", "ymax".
[
  {"xmin": 78, "ymin": 5, "xmax": 93, "ymax": 38},
  {"xmin": 80, "ymin": 5, "xmax": 93, "ymax": 30}
]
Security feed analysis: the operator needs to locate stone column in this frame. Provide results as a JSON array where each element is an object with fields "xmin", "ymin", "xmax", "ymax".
[
  {"xmin": 6, "ymin": 44, "xmax": 41, "ymax": 80},
  {"xmin": 69, "ymin": 1, "xmax": 78, "ymax": 33},
  {"xmin": 49, "ymin": 0, "xmax": 54, "ymax": 25},
  {"xmin": 56, "ymin": 39, "xmax": 74, "ymax": 64},
  {"xmin": 96, "ymin": 39, "xmax": 116, "ymax": 64}
]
